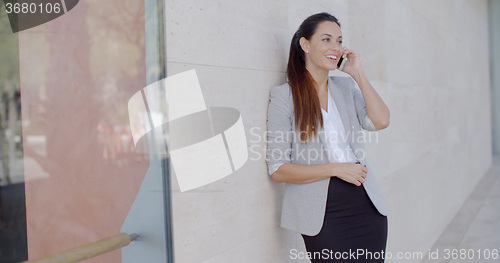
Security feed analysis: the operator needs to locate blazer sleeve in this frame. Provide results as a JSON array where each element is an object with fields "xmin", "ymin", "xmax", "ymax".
[
  {"xmin": 348, "ymin": 78, "xmax": 381, "ymax": 132},
  {"xmin": 266, "ymin": 85, "xmax": 293, "ymax": 177}
]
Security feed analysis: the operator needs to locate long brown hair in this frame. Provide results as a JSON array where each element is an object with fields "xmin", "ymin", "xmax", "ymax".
[{"xmin": 286, "ymin": 12, "xmax": 341, "ymax": 144}]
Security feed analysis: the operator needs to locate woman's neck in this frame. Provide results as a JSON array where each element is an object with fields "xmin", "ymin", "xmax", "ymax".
[{"xmin": 306, "ymin": 64, "xmax": 329, "ymax": 94}]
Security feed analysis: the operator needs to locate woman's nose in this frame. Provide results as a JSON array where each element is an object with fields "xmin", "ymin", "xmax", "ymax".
[
  {"xmin": 331, "ymin": 44, "xmax": 343, "ymax": 54},
  {"xmin": 330, "ymin": 46, "xmax": 341, "ymax": 54}
]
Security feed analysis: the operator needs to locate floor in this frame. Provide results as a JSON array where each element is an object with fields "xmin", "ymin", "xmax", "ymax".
[{"xmin": 421, "ymin": 155, "xmax": 500, "ymax": 263}]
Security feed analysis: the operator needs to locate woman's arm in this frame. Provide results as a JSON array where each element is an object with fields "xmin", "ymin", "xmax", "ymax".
[
  {"xmin": 351, "ymin": 69, "xmax": 390, "ymax": 130},
  {"xmin": 272, "ymin": 162, "xmax": 367, "ymax": 186},
  {"xmin": 271, "ymin": 162, "xmax": 336, "ymax": 184},
  {"xmin": 340, "ymin": 48, "xmax": 390, "ymax": 130}
]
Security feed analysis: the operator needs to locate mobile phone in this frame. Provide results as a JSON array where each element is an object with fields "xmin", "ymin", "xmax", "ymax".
[{"xmin": 337, "ymin": 54, "xmax": 346, "ymax": 71}]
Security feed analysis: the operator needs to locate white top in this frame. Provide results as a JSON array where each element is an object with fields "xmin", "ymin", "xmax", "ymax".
[
  {"xmin": 321, "ymin": 88, "xmax": 359, "ymax": 163},
  {"xmin": 268, "ymin": 88, "xmax": 359, "ymax": 176}
]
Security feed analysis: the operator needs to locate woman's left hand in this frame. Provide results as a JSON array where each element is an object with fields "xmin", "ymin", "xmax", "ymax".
[{"xmin": 340, "ymin": 47, "xmax": 363, "ymax": 77}]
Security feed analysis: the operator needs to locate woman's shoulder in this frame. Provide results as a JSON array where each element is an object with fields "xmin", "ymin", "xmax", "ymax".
[
  {"xmin": 270, "ymin": 81, "xmax": 291, "ymax": 93},
  {"xmin": 269, "ymin": 81, "xmax": 293, "ymax": 101}
]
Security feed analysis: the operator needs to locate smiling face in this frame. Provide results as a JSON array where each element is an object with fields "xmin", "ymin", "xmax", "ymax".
[{"xmin": 300, "ymin": 21, "xmax": 343, "ymax": 73}]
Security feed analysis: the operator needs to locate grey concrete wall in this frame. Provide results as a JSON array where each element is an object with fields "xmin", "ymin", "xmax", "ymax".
[
  {"xmin": 490, "ymin": 0, "xmax": 500, "ymax": 154},
  {"xmin": 165, "ymin": 0, "xmax": 491, "ymax": 262}
]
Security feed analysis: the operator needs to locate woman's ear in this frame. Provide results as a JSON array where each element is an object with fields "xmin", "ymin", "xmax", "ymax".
[{"xmin": 299, "ymin": 37, "xmax": 309, "ymax": 53}]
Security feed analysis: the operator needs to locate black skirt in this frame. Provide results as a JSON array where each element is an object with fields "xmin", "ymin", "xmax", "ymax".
[{"xmin": 301, "ymin": 175, "xmax": 388, "ymax": 262}]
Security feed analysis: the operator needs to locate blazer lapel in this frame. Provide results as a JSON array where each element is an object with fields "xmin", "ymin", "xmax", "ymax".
[{"xmin": 318, "ymin": 76, "xmax": 354, "ymax": 157}]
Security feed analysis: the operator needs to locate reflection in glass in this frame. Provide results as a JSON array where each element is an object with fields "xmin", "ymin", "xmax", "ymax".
[
  {"xmin": 15, "ymin": 0, "xmax": 161, "ymax": 262},
  {"xmin": 1, "ymin": 0, "xmax": 172, "ymax": 260},
  {"xmin": 0, "ymin": 2, "xmax": 28, "ymax": 262}
]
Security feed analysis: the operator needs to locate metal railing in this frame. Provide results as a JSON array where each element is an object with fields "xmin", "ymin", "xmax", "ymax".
[{"xmin": 22, "ymin": 233, "xmax": 139, "ymax": 263}]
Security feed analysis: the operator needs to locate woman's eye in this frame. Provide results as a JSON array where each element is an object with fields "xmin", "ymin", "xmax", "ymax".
[
  {"xmin": 322, "ymin": 38, "xmax": 329, "ymax": 42},
  {"xmin": 338, "ymin": 41, "xmax": 343, "ymax": 44}
]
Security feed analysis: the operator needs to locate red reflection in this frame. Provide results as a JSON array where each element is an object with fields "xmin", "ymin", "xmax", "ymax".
[{"xmin": 19, "ymin": 0, "xmax": 148, "ymax": 262}]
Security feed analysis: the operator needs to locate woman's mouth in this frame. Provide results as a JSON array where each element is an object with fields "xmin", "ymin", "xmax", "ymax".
[{"xmin": 325, "ymin": 55, "xmax": 337, "ymax": 62}]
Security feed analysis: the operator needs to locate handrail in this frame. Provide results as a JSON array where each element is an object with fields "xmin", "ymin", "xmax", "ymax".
[{"xmin": 23, "ymin": 232, "xmax": 139, "ymax": 263}]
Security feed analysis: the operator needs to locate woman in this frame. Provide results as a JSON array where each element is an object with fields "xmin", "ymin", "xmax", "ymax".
[{"xmin": 266, "ymin": 12, "xmax": 390, "ymax": 262}]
